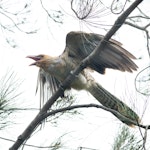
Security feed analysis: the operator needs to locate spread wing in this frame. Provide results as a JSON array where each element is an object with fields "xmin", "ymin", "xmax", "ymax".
[
  {"xmin": 36, "ymin": 69, "xmax": 61, "ymax": 109},
  {"xmin": 64, "ymin": 31, "xmax": 138, "ymax": 74},
  {"xmin": 36, "ymin": 31, "xmax": 138, "ymax": 108}
]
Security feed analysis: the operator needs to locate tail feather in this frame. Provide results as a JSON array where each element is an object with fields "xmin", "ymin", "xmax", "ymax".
[{"xmin": 87, "ymin": 81, "xmax": 140, "ymax": 126}]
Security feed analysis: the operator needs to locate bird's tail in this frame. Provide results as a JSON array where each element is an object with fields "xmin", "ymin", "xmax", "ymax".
[{"xmin": 87, "ymin": 80, "xmax": 140, "ymax": 127}]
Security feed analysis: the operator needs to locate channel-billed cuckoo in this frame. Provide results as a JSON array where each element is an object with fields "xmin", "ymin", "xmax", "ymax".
[{"xmin": 27, "ymin": 31, "xmax": 140, "ymax": 126}]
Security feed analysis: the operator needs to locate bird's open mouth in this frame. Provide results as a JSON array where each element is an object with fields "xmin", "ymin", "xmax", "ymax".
[
  {"xmin": 26, "ymin": 55, "xmax": 41, "ymax": 61},
  {"xmin": 26, "ymin": 55, "xmax": 40, "ymax": 66}
]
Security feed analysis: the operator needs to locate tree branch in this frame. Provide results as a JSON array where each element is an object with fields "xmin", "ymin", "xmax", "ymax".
[
  {"xmin": 0, "ymin": 9, "xmax": 37, "ymax": 34},
  {"xmin": 9, "ymin": 0, "xmax": 143, "ymax": 149},
  {"xmin": 124, "ymin": 21, "xmax": 150, "ymax": 55},
  {"xmin": 40, "ymin": 0, "xmax": 63, "ymax": 24},
  {"xmin": 87, "ymin": 0, "xmax": 143, "ymax": 60},
  {"xmin": 41, "ymin": 104, "xmax": 150, "ymax": 130}
]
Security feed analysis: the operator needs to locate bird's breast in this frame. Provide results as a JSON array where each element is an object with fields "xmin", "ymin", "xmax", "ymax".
[{"xmin": 46, "ymin": 58, "xmax": 88, "ymax": 90}]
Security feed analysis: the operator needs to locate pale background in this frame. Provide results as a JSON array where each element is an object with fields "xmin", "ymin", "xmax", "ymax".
[{"xmin": 0, "ymin": 0, "xmax": 150, "ymax": 149}]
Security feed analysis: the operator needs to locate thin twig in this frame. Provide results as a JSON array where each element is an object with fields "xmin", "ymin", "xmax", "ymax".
[
  {"xmin": 40, "ymin": 0, "xmax": 63, "ymax": 23},
  {"xmin": 0, "ymin": 11, "xmax": 37, "ymax": 34},
  {"xmin": 42, "ymin": 104, "xmax": 150, "ymax": 129}
]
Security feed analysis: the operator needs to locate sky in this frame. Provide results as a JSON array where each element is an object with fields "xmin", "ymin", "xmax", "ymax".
[{"xmin": 0, "ymin": 0, "xmax": 150, "ymax": 149}]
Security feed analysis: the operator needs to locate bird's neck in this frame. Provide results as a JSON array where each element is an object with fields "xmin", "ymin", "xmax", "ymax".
[{"xmin": 41, "ymin": 57, "xmax": 70, "ymax": 82}]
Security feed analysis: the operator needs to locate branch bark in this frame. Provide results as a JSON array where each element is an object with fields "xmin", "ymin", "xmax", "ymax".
[
  {"xmin": 9, "ymin": 0, "xmax": 143, "ymax": 149},
  {"xmin": 41, "ymin": 104, "xmax": 150, "ymax": 129}
]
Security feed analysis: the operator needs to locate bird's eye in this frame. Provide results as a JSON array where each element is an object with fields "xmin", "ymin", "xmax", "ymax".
[{"xmin": 38, "ymin": 55, "xmax": 44, "ymax": 59}]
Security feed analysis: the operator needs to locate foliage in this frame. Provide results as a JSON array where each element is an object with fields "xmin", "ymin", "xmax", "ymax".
[
  {"xmin": 112, "ymin": 126, "xmax": 142, "ymax": 150},
  {"xmin": 0, "ymin": 70, "xmax": 22, "ymax": 129}
]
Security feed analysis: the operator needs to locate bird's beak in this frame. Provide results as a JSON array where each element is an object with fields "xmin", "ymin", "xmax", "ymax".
[
  {"xmin": 26, "ymin": 55, "xmax": 39, "ymax": 66},
  {"xmin": 26, "ymin": 55, "xmax": 40, "ymax": 61}
]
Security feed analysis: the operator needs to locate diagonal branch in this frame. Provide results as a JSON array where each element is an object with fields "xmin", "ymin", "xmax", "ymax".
[
  {"xmin": 9, "ymin": 0, "xmax": 143, "ymax": 149},
  {"xmin": 87, "ymin": 0, "xmax": 143, "ymax": 60}
]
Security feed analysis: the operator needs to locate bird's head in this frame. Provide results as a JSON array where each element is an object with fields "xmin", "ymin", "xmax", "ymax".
[{"xmin": 27, "ymin": 54, "xmax": 52, "ymax": 69}]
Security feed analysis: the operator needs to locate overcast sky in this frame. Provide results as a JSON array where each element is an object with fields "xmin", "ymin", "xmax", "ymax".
[{"xmin": 0, "ymin": 0, "xmax": 150, "ymax": 149}]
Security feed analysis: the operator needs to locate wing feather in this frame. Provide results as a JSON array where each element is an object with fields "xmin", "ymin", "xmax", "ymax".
[
  {"xmin": 36, "ymin": 69, "xmax": 61, "ymax": 109},
  {"xmin": 65, "ymin": 31, "xmax": 138, "ymax": 74}
]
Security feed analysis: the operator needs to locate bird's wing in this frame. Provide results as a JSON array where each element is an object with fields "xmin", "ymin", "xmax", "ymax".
[
  {"xmin": 36, "ymin": 69, "xmax": 61, "ymax": 109},
  {"xmin": 65, "ymin": 31, "xmax": 138, "ymax": 74}
]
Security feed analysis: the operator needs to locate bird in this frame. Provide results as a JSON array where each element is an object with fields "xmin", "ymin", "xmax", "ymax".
[{"xmin": 27, "ymin": 31, "xmax": 140, "ymax": 127}]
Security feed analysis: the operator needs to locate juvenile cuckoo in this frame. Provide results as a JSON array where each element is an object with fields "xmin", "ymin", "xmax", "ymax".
[{"xmin": 27, "ymin": 31, "xmax": 140, "ymax": 126}]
